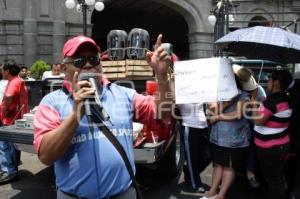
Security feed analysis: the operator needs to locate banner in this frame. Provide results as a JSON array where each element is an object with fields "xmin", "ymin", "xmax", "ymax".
[{"xmin": 174, "ymin": 58, "xmax": 238, "ymax": 104}]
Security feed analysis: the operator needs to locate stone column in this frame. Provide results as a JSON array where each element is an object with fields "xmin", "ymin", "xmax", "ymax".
[
  {"xmin": 23, "ymin": 0, "xmax": 37, "ymax": 67},
  {"xmin": 0, "ymin": 21, "xmax": 8, "ymax": 62},
  {"xmin": 53, "ymin": 0, "xmax": 66, "ymax": 63},
  {"xmin": 188, "ymin": 32, "xmax": 214, "ymax": 59}
]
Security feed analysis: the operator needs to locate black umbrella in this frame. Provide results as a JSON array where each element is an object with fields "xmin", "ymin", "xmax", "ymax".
[{"xmin": 215, "ymin": 26, "xmax": 300, "ymax": 64}]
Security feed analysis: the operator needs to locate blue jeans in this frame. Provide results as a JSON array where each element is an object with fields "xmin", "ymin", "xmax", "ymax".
[{"xmin": 0, "ymin": 141, "xmax": 18, "ymax": 175}]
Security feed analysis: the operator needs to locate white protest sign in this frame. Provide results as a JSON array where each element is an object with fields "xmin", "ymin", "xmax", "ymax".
[{"xmin": 174, "ymin": 58, "xmax": 238, "ymax": 104}]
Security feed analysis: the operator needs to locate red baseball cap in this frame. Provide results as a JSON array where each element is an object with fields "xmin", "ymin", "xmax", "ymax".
[{"xmin": 62, "ymin": 35, "xmax": 100, "ymax": 58}]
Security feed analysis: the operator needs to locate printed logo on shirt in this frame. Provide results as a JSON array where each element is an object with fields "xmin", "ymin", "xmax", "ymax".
[{"xmin": 71, "ymin": 128, "xmax": 133, "ymax": 144}]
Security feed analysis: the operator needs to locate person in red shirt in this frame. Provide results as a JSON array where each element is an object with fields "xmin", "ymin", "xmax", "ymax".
[{"xmin": 0, "ymin": 59, "xmax": 29, "ymax": 184}]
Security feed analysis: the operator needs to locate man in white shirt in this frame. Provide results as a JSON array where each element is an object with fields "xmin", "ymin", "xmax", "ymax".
[
  {"xmin": 178, "ymin": 103, "xmax": 211, "ymax": 193},
  {"xmin": 41, "ymin": 63, "xmax": 65, "ymax": 80}
]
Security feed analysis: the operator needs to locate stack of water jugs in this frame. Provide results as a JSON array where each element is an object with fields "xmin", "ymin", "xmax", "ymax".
[{"xmin": 107, "ymin": 28, "xmax": 150, "ymax": 61}]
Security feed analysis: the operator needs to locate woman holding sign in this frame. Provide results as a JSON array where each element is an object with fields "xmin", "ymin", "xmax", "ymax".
[{"xmin": 201, "ymin": 77, "xmax": 251, "ymax": 199}]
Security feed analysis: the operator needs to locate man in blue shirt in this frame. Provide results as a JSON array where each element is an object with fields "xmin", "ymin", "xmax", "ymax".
[{"xmin": 33, "ymin": 34, "xmax": 174, "ymax": 199}]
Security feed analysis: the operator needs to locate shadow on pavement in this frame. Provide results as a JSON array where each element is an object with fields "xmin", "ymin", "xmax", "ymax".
[
  {"xmin": 137, "ymin": 165, "xmax": 202, "ymax": 199},
  {"xmin": 227, "ymin": 175, "xmax": 267, "ymax": 199},
  {"xmin": 10, "ymin": 166, "xmax": 56, "ymax": 199},
  {"xmin": 3, "ymin": 164, "xmax": 268, "ymax": 199},
  {"xmin": 137, "ymin": 165, "xmax": 268, "ymax": 199}
]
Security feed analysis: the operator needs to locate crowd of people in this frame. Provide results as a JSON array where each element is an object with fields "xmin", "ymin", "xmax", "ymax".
[
  {"xmin": 0, "ymin": 60, "xmax": 66, "ymax": 184},
  {"xmin": 175, "ymin": 57, "xmax": 300, "ymax": 199},
  {"xmin": 17, "ymin": 63, "xmax": 65, "ymax": 82},
  {"xmin": 0, "ymin": 59, "xmax": 29, "ymax": 183},
  {"xmin": 0, "ymin": 34, "xmax": 299, "ymax": 199},
  {"xmin": 198, "ymin": 66, "xmax": 300, "ymax": 199}
]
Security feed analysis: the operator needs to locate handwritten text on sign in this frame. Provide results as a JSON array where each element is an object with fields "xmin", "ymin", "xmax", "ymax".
[{"xmin": 174, "ymin": 58, "xmax": 238, "ymax": 104}]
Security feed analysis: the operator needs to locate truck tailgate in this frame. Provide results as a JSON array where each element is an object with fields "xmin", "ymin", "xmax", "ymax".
[{"xmin": 0, "ymin": 126, "xmax": 35, "ymax": 153}]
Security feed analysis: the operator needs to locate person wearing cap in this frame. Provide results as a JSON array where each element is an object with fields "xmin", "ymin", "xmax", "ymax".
[
  {"xmin": 233, "ymin": 64, "xmax": 266, "ymax": 188},
  {"xmin": 252, "ymin": 69, "xmax": 293, "ymax": 199},
  {"xmin": 33, "ymin": 34, "xmax": 173, "ymax": 199}
]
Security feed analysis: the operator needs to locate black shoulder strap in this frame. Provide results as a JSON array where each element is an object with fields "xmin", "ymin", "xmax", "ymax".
[
  {"xmin": 61, "ymin": 87, "xmax": 143, "ymax": 199},
  {"xmin": 90, "ymin": 105, "xmax": 143, "ymax": 199}
]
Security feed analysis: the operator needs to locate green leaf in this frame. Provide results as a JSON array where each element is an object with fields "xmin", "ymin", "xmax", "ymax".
[{"xmin": 30, "ymin": 60, "xmax": 51, "ymax": 80}]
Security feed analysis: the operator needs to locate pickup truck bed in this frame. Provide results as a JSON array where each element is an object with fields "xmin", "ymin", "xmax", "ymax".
[
  {"xmin": 0, "ymin": 125, "xmax": 171, "ymax": 164},
  {"xmin": 0, "ymin": 126, "xmax": 35, "ymax": 153}
]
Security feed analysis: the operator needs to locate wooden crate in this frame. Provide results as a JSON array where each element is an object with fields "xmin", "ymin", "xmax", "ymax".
[
  {"xmin": 101, "ymin": 60, "xmax": 126, "ymax": 79},
  {"xmin": 101, "ymin": 60, "xmax": 126, "ymax": 67},
  {"xmin": 103, "ymin": 73, "xmax": 127, "ymax": 79},
  {"xmin": 126, "ymin": 71, "xmax": 154, "ymax": 77},
  {"xmin": 126, "ymin": 65, "xmax": 152, "ymax": 71},
  {"xmin": 102, "ymin": 66, "xmax": 126, "ymax": 73},
  {"xmin": 126, "ymin": 59, "xmax": 149, "ymax": 66},
  {"xmin": 101, "ymin": 59, "xmax": 154, "ymax": 79},
  {"xmin": 126, "ymin": 59, "xmax": 153, "ymax": 77}
]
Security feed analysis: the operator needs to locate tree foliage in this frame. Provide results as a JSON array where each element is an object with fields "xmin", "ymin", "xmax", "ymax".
[{"xmin": 30, "ymin": 60, "xmax": 51, "ymax": 80}]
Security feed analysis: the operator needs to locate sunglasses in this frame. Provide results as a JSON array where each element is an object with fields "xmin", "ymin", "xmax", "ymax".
[{"xmin": 72, "ymin": 56, "xmax": 100, "ymax": 68}]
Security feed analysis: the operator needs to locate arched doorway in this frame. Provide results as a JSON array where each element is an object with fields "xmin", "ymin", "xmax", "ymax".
[
  {"xmin": 91, "ymin": 0, "xmax": 189, "ymax": 60},
  {"xmin": 248, "ymin": 16, "xmax": 270, "ymax": 27}
]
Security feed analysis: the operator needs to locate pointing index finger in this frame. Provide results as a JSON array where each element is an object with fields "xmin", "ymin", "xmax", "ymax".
[
  {"xmin": 155, "ymin": 34, "xmax": 163, "ymax": 50},
  {"xmin": 73, "ymin": 72, "xmax": 79, "ymax": 92}
]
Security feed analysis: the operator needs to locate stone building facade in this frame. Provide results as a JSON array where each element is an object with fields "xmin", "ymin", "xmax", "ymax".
[{"xmin": 0, "ymin": 0, "xmax": 299, "ymax": 66}]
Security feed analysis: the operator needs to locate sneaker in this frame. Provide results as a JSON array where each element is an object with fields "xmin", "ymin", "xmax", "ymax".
[
  {"xmin": 196, "ymin": 185, "xmax": 206, "ymax": 194},
  {"xmin": 0, "ymin": 172, "xmax": 18, "ymax": 184},
  {"xmin": 248, "ymin": 176, "xmax": 260, "ymax": 188},
  {"xmin": 200, "ymin": 195, "xmax": 217, "ymax": 199}
]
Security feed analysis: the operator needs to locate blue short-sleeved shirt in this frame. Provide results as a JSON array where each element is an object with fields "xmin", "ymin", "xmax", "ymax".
[{"xmin": 34, "ymin": 83, "xmax": 140, "ymax": 199}]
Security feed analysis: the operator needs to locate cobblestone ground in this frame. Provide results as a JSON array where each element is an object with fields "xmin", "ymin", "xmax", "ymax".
[{"xmin": 0, "ymin": 152, "xmax": 266, "ymax": 199}]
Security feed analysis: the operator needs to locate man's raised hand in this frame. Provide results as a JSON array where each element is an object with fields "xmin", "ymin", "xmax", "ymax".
[{"xmin": 146, "ymin": 34, "xmax": 172, "ymax": 77}]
